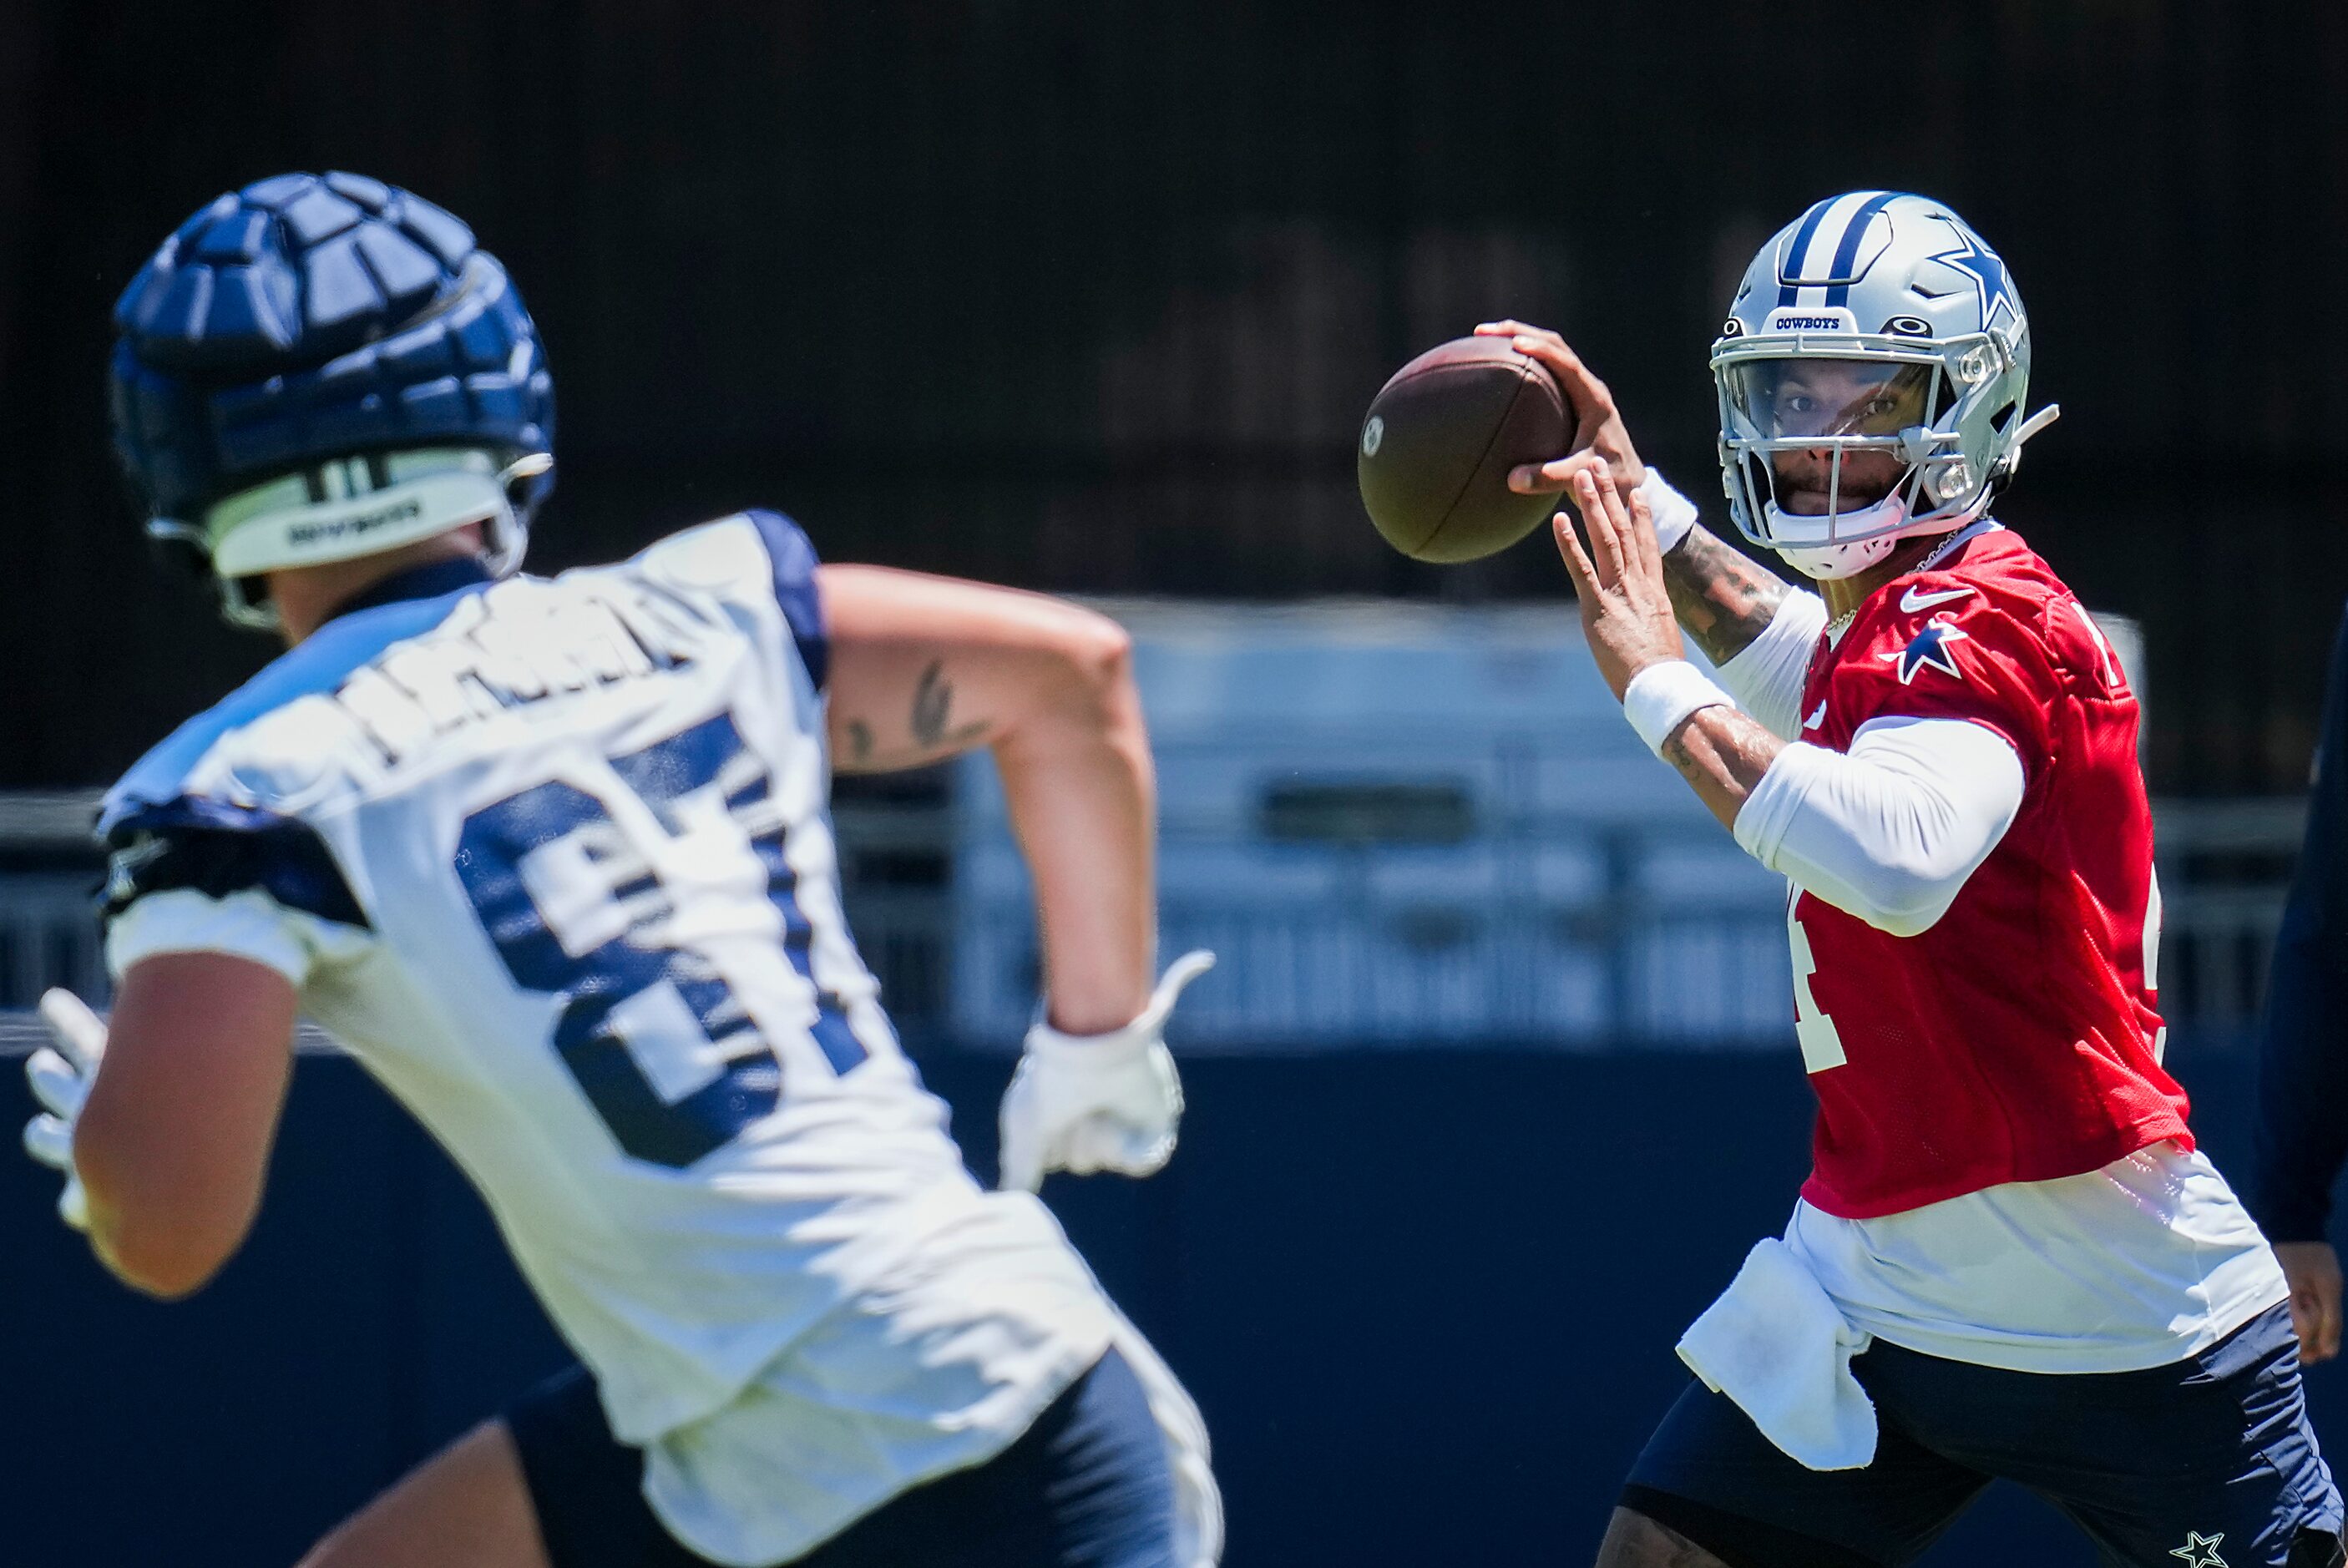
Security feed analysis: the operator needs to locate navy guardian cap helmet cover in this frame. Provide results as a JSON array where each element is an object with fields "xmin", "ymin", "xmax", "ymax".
[{"xmin": 109, "ymin": 171, "xmax": 554, "ymax": 627}]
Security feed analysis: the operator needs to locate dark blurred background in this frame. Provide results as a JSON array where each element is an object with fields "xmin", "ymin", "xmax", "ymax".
[
  {"xmin": 3, "ymin": 3, "xmax": 2347, "ymax": 1565},
  {"xmin": 6, "ymin": 0, "xmax": 2347, "ymax": 793}
]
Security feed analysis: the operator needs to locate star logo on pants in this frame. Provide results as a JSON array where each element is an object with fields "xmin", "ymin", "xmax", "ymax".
[{"xmin": 2169, "ymin": 1530, "xmax": 2228, "ymax": 1567}]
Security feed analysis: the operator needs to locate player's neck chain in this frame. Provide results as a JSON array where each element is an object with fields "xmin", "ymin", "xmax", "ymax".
[{"xmin": 1827, "ymin": 521, "xmax": 1997, "ymax": 638}]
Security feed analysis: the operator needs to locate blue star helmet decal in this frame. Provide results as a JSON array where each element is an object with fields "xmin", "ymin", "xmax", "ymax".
[
  {"xmin": 1928, "ymin": 222, "xmax": 2020, "ymax": 335},
  {"xmin": 1880, "ymin": 618, "xmax": 1971, "ymax": 685}
]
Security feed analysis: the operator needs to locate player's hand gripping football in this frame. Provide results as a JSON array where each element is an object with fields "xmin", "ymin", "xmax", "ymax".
[
  {"xmin": 22, "ymin": 989, "xmax": 108, "ymax": 1231},
  {"xmin": 1471, "ymin": 321, "xmax": 1647, "ymax": 501},
  {"xmin": 999, "ymin": 950, "xmax": 1216, "ymax": 1194},
  {"xmin": 1554, "ymin": 461, "xmax": 1687, "ymax": 701}
]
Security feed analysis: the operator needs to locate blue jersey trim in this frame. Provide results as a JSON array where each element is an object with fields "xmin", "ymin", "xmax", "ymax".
[
  {"xmin": 102, "ymin": 578, "xmax": 497, "ymax": 834},
  {"xmin": 745, "ymin": 508, "xmax": 828, "ymax": 694}
]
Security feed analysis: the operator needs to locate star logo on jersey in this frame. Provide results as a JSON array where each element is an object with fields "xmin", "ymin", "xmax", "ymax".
[
  {"xmin": 1929, "ymin": 227, "xmax": 2019, "ymax": 333},
  {"xmin": 2168, "ymin": 1530, "xmax": 2228, "ymax": 1568},
  {"xmin": 1879, "ymin": 618, "xmax": 1970, "ymax": 685},
  {"xmin": 1898, "ymin": 584, "xmax": 1975, "ymax": 615}
]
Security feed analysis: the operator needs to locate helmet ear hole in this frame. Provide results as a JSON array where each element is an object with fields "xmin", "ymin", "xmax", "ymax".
[{"xmin": 1991, "ymin": 400, "xmax": 2020, "ymax": 434}]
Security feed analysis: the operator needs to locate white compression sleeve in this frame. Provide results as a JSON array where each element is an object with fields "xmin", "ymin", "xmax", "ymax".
[
  {"xmin": 1713, "ymin": 591, "xmax": 1829, "ymax": 742},
  {"xmin": 1733, "ymin": 716, "xmax": 2027, "ymax": 938}
]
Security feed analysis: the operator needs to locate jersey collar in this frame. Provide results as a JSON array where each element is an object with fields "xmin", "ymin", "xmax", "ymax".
[{"xmin": 324, "ymin": 556, "xmax": 496, "ymax": 625}]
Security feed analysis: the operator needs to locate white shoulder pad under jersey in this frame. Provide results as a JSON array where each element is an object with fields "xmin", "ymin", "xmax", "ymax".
[{"xmin": 96, "ymin": 513, "xmax": 1118, "ymax": 1503}]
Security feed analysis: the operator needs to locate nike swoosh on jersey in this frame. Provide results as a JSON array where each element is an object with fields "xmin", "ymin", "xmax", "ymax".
[
  {"xmin": 1804, "ymin": 701, "xmax": 1828, "ymax": 730},
  {"xmin": 1899, "ymin": 584, "xmax": 1976, "ymax": 614}
]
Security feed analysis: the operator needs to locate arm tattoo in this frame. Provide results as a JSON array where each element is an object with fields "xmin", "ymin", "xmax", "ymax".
[
  {"xmin": 1660, "ymin": 524, "xmax": 1792, "ymax": 665},
  {"xmin": 844, "ymin": 718, "xmax": 874, "ymax": 764},
  {"xmin": 1658, "ymin": 727, "xmax": 1706, "ymax": 787},
  {"xmin": 909, "ymin": 660, "xmax": 989, "ymax": 751}
]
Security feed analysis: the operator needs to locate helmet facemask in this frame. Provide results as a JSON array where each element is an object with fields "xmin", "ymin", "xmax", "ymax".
[{"xmin": 1713, "ymin": 331, "xmax": 2024, "ymax": 580}]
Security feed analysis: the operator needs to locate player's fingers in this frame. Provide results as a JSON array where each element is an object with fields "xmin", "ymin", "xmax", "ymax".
[
  {"xmin": 2288, "ymin": 1277, "xmax": 2336, "ymax": 1363},
  {"xmin": 1552, "ymin": 510, "xmax": 1607, "ymax": 604},
  {"xmin": 1573, "ymin": 468, "xmax": 1628, "ymax": 584},
  {"xmin": 38, "ymin": 989, "xmax": 106, "ymax": 1070},
  {"xmin": 995, "ymin": 1072, "xmax": 1046, "ymax": 1193},
  {"xmin": 1106, "ymin": 1120, "xmax": 1176, "ymax": 1177},
  {"xmin": 1068, "ymin": 1117, "xmax": 1169, "ymax": 1178},
  {"xmin": 1474, "ymin": 320, "xmax": 1560, "ymax": 346},
  {"xmin": 24, "ymin": 1049, "xmax": 85, "ymax": 1120},
  {"xmin": 23, "ymin": 1113, "xmax": 73, "ymax": 1171},
  {"xmin": 1511, "ymin": 451, "xmax": 1603, "ymax": 496},
  {"xmin": 997, "ymin": 1123, "xmax": 1045, "ymax": 1192},
  {"xmin": 1057, "ymin": 1120, "xmax": 1118, "ymax": 1176},
  {"xmin": 1506, "ymin": 332, "xmax": 1615, "ymax": 427},
  {"xmin": 1620, "ymin": 483, "xmax": 1666, "ymax": 584},
  {"xmin": 1622, "ymin": 485, "xmax": 1655, "ymax": 553},
  {"xmin": 58, "ymin": 1176, "xmax": 88, "ymax": 1232},
  {"xmin": 1593, "ymin": 459, "xmax": 1637, "ymax": 535}
]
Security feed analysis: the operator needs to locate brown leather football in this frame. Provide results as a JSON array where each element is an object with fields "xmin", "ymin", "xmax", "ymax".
[{"xmin": 1356, "ymin": 336, "xmax": 1571, "ymax": 563}]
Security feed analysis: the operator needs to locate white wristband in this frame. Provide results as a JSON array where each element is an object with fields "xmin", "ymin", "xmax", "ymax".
[
  {"xmin": 1623, "ymin": 660, "xmax": 1733, "ymax": 756},
  {"xmin": 1637, "ymin": 469, "xmax": 1698, "ymax": 555}
]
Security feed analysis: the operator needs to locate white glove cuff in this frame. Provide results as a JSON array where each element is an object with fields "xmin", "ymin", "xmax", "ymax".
[
  {"xmin": 1023, "ymin": 950, "xmax": 1217, "ymax": 1069},
  {"xmin": 1623, "ymin": 660, "xmax": 1733, "ymax": 756},
  {"xmin": 1024, "ymin": 1016, "xmax": 1155, "ymax": 1070},
  {"xmin": 1637, "ymin": 468, "xmax": 1699, "ymax": 555}
]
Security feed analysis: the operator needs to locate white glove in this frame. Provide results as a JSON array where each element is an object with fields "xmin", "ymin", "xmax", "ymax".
[
  {"xmin": 998, "ymin": 950, "xmax": 1215, "ymax": 1194},
  {"xmin": 23, "ymin": 989, "xmax": 107, "ymax": 1232}
]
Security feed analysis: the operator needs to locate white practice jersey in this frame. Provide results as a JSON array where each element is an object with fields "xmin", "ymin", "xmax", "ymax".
[{"xmin": 96, "ymin": 513, "xmax": 1211, "ymax": 1565}]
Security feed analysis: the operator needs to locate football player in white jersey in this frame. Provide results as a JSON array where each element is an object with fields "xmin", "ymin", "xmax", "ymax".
[{"xmin": 23, "ymin": 172, "xmax": 1219, "ymax": 1568}]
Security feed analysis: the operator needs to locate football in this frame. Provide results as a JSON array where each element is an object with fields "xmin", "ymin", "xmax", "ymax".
[{"xmin": 1356, "ymin": 335, "xmax": 1572, "ymax": 563}]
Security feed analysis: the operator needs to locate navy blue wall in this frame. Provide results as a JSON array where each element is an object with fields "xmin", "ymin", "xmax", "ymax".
[{"xmin": 0, "ymin": 1044, "xmax": 2321, "ymax": 1565}]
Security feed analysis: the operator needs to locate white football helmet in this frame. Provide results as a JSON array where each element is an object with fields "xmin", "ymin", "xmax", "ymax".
[{"xmin": 1711, "ymin": 191, "xmax": 2059, "ymax": 579}]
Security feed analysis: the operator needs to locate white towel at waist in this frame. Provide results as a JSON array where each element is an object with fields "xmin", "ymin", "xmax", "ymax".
[{"xmin": 1676, "ymin": 1237, "xmax": 1878, "ymax": 1471}]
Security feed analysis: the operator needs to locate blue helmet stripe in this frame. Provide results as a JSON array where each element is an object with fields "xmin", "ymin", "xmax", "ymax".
[
  {"xmin": 1823, "ymin": 190, "xmax": 1905, "ymax": 306},
  {"xmin": 1774, "ymin": 197, "xmax": 1841, "ymax": 307}
]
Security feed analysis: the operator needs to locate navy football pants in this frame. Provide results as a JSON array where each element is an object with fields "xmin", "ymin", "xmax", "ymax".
[
  {"xmin": 509, "ymin": 1348, "xmax": 1177, "ymax": 1568},
  {"xmin": 1623, "ymin": 1303, "xmax": 2343, "ymax": 1567}
]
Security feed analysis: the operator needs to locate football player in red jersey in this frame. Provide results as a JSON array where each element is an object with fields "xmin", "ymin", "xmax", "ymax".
[{"xmin": 1487, "ymin": 192, "xmax": 2345, "ymax": 1567}]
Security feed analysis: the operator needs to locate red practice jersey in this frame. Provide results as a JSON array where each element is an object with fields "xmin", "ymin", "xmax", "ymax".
[{"xmin": 1788, "ymin": 525, "xmax": 2187, "ymax": 1219}]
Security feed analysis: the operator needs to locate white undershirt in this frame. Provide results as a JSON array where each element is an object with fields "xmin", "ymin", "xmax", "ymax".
[
  {"xmin": 1676, "ymin": 507, "xmax": 2288, "ymax": 1369},
  {"xmin": 1713, "ymin": 588, "xmax": 1827, "ymax": 742},
  {"xmin": 1734, "ymin": 716, "xmax": 2026, "ymax": 938},
  {"xmin": 1787, "ymin": 1143, "xmax": 2286, "ymax": 1373}
]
